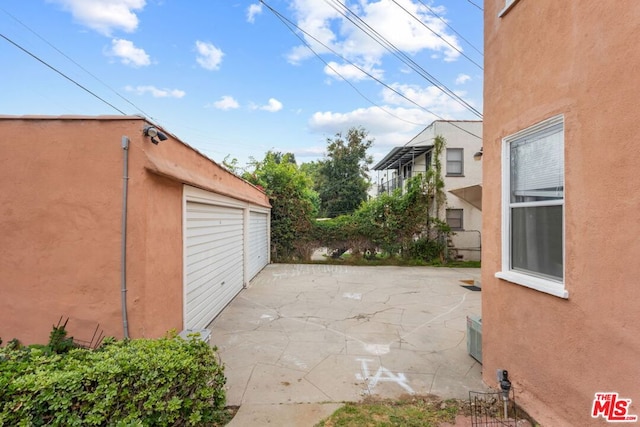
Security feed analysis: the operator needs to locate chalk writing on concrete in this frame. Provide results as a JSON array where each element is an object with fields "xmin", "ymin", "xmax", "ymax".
[
  {"xmin": 355, "ymin": 358, "xmax": 415, "ymax": 394},
  {"xmin": 364, "ymin": 343, "xmax": 390, "ymax": 355}
]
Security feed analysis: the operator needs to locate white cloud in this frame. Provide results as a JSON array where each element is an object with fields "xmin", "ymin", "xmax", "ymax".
[
  {"xmin": 247, "ymin": 3, "xmax": 262, "ymax": 23},
  {"xmin": 308, "ymin": 106, "xmax": 426, "ymax": 136},
  {"xmin": 307, "ymin": 106, "xmax": 432, "ymax": 165},
  {"xmin": 306, "ymin": 77, "xmax": 481, "ymax": 164},
  {"xmin": 455, "ymin": 73, "xmax": 471, "ymax": 85},
  {"xmin": 323, "ymin": 61, "xmax": 383, "ymax": 82},
  {"xmin": 108, "ymin": 39, "xmax": 150, "ymax": 67},
  {"xmin": 125, "ymin": 85, "xmax": 185, "ymax": 98},
  {"xmin": 286, "ymin": 0, "xmax": 463, "ymax": 80},
  {"xmin": 195, "ymin": 41, "xmax": 224, "ymax": 71},
  {"xmin": 254, "ymin": 98, "xmax": 282, "ymax": 113},
  {"xmin": 288, "ymin": 146, "xmax": 327, "ymax": 159},
  {"xmin": 212, "ymin": 95, "xmax": 240, "ymax": 110},
  {"xmin": 49, "ymin": 0, "xmax": 145, "ymax": 36},
  {"xmin": 285, "ymin": 1, "xmax": 341, "ymax": 64},
  {"xmin": 252, "ymin": 98, "xmax": 283, "ymax": 113},
  {"xmin": 381, "ymin": 83, "xmax": 471, "ymax": 116}
]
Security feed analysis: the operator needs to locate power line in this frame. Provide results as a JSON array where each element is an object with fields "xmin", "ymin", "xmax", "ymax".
[
  {"xmin": 260, "ymin": 2, "xmax": 426, "ymax": 127},
  {"xmin": 467, "ymin": 0, "xmax": 484, "ymax": 11},
  {"xmin": 414, "ymin": 0, "xmax": 483, "ymax": 56},
  {"xmin": 322, "ymin": 0, "xmax": 482, "ymax": 118},
  {"xmin": 0, "ymin": 6, "xmax": 155, "ymax": 120},
  {"xmin": 0, "ymin": 32, "xmax": 127, "ymax": 115},
  {"xmin": 323, "ymin": 0, "xmax": 482, "ymax": 117},
  {"xmin": 390, "ymin": 0, "xmax": 483, "ymax": 70},
  {"xmin": 260, "ymin": 1, "xmax": 482, "ymax": 140}
]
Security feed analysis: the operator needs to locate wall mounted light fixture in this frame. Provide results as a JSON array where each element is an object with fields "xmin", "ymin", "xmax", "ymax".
[
  {"xmin": 143, "ymin": 126, "xmax": 168, "ymax": 144},
  {"xmin": 473, "ymin": 147, "xmax": 483, "ymax": 161}
]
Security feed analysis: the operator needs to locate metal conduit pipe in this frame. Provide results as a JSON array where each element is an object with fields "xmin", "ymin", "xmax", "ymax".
[{"xmin": 120, "ymin": 136, "xmax": 130, "ymax": 339}]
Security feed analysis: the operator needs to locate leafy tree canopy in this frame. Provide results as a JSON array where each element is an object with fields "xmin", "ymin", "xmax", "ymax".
[
  {"xmin": 316, "ymin": 127, "xmax": 373, "ymax": 217},
  {"xmin": 244, "ymin": 151, "xmax": 319, "ymax": 261}
]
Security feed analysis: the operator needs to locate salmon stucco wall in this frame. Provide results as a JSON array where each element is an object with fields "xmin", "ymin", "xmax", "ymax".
[
  {"xmin": 0, "ymin": 116, "xmax": 269, "ymax": 345},
  {"xmin": 483, "ymin": 1, "xmax": 640, "ymax": 425}
]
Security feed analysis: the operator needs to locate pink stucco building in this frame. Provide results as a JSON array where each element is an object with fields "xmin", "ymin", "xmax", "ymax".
[
  {"xmin": 482, "ymin": 1, "xmax": 640, "ymax": 425},
  {"xmin": 0, "ymin": 116, "xmax": 270, "ymax": 345}
]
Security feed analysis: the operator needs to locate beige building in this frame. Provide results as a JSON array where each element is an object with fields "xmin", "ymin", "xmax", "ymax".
[
  {"xmin": 374, "ymin": 120, "xmax": 483, "ymax": 260},
  {"xmin": 482, "ymin": 1, "xmax": 640, "ymax": 425},
  {"xmin": 0, "ymin": 116, "xmax": 270, "ymax": 345}
]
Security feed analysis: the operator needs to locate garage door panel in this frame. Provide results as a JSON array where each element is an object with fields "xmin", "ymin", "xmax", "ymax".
[
  {"xmin": 187, "ymin": 216, "xmax": 243, "ymax": 229},
  {"xmin": 248, "ymin": 211, "xmax": 269, "ymax": 280},
  {"xmin": 187, "ymin": 240, "xmax": 242, "ymax": 266},
  {"xmin": 185, "ymin": 201, "xmax": 244, "ymax": 330},
  {"xmin": 186, "ymin": 274, "xmax": 240, "ymax": 308},
  {"xmin": 187, "ymin": 254, "xmax": 242, "ymax": 288},
  {"xmin": 188, "ymin": 283, "xmax": 240, "ymax": 329},
  {"xmin": 186, "ymin": 274, "xmax": 243, "ymax": 324},
  {"xmin": 186, "ymin": 222, "xmax": 243, "ymax": 241}
]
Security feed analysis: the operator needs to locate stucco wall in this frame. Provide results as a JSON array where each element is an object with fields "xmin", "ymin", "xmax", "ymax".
[
  {"xmin": 0, "ymin": 116, "xmax": 269, "ymax": 344},
  {"xmin": 483, "ymin": 1, "xmax": 640, "ymax": 425}
]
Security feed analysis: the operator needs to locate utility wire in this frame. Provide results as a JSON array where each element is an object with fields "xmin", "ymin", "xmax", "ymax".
[
  {"xmin": 323, "ymin": 0, "xmax": 482, "ymax": 118},
  {"xmin": 265, "ymin": 1, "xmax": 429, "ymax": 115},
  {"xmin": 467, "ymin": 0, "xmax": 484, "ymax": 11},
  {"xmin": 0, "ymin": 6, "xmax": 155, "ymax": 120},
  {"xmin": 390, "ymin": 0, "xmax": 483, "ymax": 69},
  {"xmin": 324, "ymin": 0, "xmax": 481, "ymax": 117},
  {"xmin": 414, "ymin": 0, "xmax": 483, "ymax": 56},
  {"xmin": 260, "ymin": 1, "xmax": 426, "ymax": 127},
  {"xmin": 260, "ymin": 0, "xmax": 482, "ymax": 140},
  {"xmin": 0, "ymin": 32, "xmax": 127, "ymax": 115}
]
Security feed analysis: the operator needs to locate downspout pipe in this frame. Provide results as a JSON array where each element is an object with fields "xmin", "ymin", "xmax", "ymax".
[{"xmin": 121, "ymin": 136, "xmax": 130, "ymax": 339}]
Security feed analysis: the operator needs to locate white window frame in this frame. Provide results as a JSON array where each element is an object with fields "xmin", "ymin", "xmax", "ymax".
[
  {"xmin": 446, "ymin": 208, "xmax": 464, "ymax": 231},
  {"xmin": 495, "ymin": 115, "xmax": 568, "ymax": 299},
  {"xmin": 499, "ymin": 0, "xmax": 521, "ymax": 17},
  {"xmin": 446, "ymin": 148, "xmax": 464, "ymax": 176}
]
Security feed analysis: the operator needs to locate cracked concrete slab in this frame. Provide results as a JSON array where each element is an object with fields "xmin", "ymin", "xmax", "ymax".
[{"xmin": 210, "ymin": 264, "xmax": 487, "ymax": 426}]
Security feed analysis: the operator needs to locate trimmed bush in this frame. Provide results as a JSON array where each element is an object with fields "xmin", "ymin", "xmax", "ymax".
[{"xmin": 0, "ymin": 334, "xmax": 227, "ymax": 426}]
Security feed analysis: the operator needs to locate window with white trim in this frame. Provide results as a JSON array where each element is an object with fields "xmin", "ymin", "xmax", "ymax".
[
  {"xmin": 446, "ymin": 209, "xmax": 463, "ymax": 231},
  {"xmin": 499, "ymin": 0, "xmax": 521, "ymax": 17},
  {"xmin": 446, "ymin": 148, "xmax": 464, "ymax": 176},
  {"xmin": 497, "ymin": 115, "xmax": 566, "ymax": 297}
]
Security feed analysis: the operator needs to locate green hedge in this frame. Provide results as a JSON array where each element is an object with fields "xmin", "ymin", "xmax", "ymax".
[{"xmin": 0, "ymin": 335, "xmax": 227, "ymax": 426}]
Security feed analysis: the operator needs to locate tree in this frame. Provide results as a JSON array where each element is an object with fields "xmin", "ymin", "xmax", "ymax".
[
  {"xmin": 317, "ymin": 127, "xmax": 373, "ymax": 217},
  {"xmin": 222, "ymin": 154, "xmax": 242, "ymax": 175},
  {"xmin": 299, "ymin": 161, "xmax": 323, "ymax": 191},
  {"xmin": 244, "ymin": 151, "xmax": 318, "ymax": 261}
]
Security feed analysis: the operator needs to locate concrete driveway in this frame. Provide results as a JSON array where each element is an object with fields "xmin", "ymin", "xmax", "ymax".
[{"xmin": 209, "ymin": 264, "xmax": 486, "ymax": 426}]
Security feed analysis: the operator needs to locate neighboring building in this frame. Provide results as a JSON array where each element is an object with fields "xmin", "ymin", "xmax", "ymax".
[
  {"xmin": 483, "ymin": 1, "xmax": 640, "ymax": 425},
  {"xmin": 373, "ymin": 120, "xmax": 483, "ymax": 260},
  {"xmin": 0, "ymin": 116, "xmax": 270, "ymax": 345}
]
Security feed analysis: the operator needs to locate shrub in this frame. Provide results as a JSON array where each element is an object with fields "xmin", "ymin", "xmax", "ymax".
[
  {"xmin": 0, "ymin": 334, "xmax": 227, "ymax": 426},
  {"xmin": 407, "ymin": 237, "xmax": 446, "ymax": 262}
]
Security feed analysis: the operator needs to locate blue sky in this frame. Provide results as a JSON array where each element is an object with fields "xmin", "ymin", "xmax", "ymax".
[{"xmin": 0, "ymin": 0, "xmax": 483, "ymax": 167}]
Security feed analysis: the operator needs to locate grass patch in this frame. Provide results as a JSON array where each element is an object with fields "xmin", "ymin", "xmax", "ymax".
[
  {"xmin": 314, "ymin": 395, "xmax": 467, "ymax": 427},
  {"xmin": 437, "ymin": 260, "xmax": 481, "ymax": 268},
  {"xmin": 303, "ymin": 254, "xmax": 480, "ymax": 268}
]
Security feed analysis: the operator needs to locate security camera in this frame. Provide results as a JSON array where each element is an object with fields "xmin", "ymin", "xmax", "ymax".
[{"xmin": 143, "ymin": 126, "xmax": 168, "ymax": 144}]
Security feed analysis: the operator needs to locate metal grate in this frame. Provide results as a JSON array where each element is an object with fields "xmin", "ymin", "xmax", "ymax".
[{"xmin": 469, "ymin": 390, "xmax": 518, "ymax": 427}]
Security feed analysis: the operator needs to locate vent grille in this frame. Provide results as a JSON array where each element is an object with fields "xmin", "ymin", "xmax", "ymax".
[{"xmin": 467, "ymin": 315, "xmax": 482, "ymax": 363}]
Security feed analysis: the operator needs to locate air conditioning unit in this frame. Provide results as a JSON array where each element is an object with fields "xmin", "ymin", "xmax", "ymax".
[{"xmin": 467, "ymin": 315, "xmax": 482, "ymax": 363}]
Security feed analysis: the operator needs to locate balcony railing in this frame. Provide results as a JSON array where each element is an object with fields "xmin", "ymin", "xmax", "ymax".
[
  {"xmin": 377, "ymin": 177, "xmax": 400, "ymax": 195},
  {"xmin": 377, "ymin": 173, "xmax": 419, "ymax": 196}
]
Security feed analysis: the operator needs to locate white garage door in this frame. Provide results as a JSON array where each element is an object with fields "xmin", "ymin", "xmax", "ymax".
[
  {"xmin": 248, "ymin": 211, "xmax": 269, "ymax": 280},
  {"xmin": 185, "ymin": 201, "xmax": 244, "ymax": 330}
]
